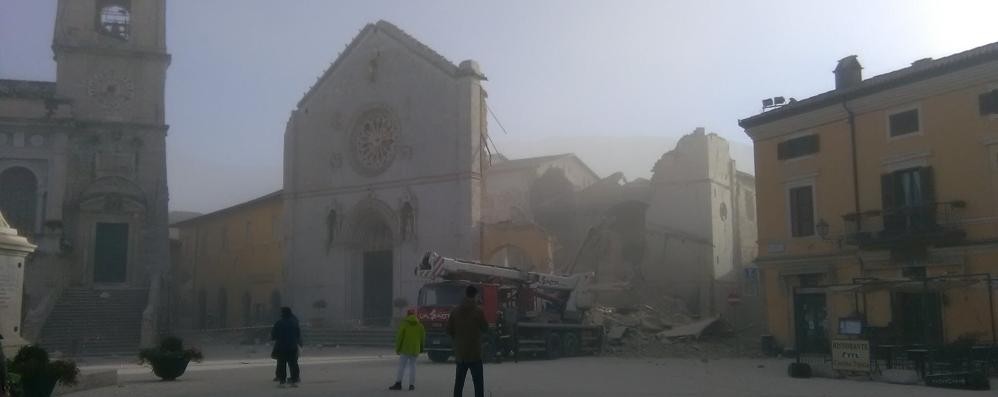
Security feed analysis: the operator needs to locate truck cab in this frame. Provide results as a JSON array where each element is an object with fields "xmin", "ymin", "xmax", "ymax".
[{"xmin": 416, "ymin": 281, "xmax": 500, "ymax": 363}]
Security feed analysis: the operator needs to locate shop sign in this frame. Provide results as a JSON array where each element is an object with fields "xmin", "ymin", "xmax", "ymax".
[{"xmin": 831, "ymin": 340, "xmax": 870, "ymax": 372}]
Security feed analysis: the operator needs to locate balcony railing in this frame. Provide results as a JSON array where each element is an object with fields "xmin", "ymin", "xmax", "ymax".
[{"xmin": 842, "ymin": 201, "xmax": 966, "ymax": 249}]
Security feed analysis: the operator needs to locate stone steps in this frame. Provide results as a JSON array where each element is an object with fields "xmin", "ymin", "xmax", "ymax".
[{"xmin": 38, "ymin": 288, "xmax": 148, "ymax": 357}]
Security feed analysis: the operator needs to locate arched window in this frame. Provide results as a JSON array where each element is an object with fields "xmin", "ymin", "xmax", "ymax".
[
  {"xmin": 197, "ymin": 290, "xmax": 207, "ymax": 330},
  {"xmin": 270, "ymin": 289, "xmax": 282, "ymax": 319},
  {"xmin": 217, "ymin": 287, "xmax": 228, "ymax": 328},
  {"xmin": 97, "ymin": 0, "xmax": 130, "ymax": 40},
  {"xmin": 0, "ymin": 167, "xmax": 38, "ymax": 235},
  {"xmin": 399, "ymin": 202, "xmax": 415, "ymax": 241},
  {"xmin": 242, "ymin": 292, "xmax": 252, "ymax": 327}
]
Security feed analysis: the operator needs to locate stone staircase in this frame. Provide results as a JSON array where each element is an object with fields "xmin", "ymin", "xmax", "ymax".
[
  {"xmin": 38, "ymin": 288, "xmax": 148, "ymax": 357},
  {"xmin": 304, "ymin": 328, "xmax": 395, "ymax": 348}
]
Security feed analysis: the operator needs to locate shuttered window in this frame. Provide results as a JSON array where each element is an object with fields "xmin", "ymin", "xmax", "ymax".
[
  {"xmin": 980, "ymin": 89, "xmax": 998, "ymax": 116},
  {"xmin": 889, "ymin": 109, "xmax": 920, "ymax": 137},
  {"xmin": 881, "ymin": 166, "xmax": 936, "ymax": 233},
  {"xmin": 789, "ymin": 185, "xmax": 814, "ymax": 237},
  {"xmin": 777, "ymin": 134, "xmax": 819, "ymax": 160}
]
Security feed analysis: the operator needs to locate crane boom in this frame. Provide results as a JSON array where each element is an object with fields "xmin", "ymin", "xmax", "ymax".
[
  {"xmin": 416, "ymin": 251, "xmax": 596, "ymax": 311},
  {"xmin": 417, "ymin": 252, "xmax": 592, "ymax": 291}
]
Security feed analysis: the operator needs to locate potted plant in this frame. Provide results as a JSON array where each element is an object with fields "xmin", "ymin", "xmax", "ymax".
[
  {"xmin": 7, "ymin": 345, "xmax": 79, "ymax": 397},
  {"xmin": 138, "ymin": 336, "xmax": 204, "ymax": 381}
]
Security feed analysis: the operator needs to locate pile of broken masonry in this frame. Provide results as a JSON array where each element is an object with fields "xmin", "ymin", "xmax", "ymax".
[{"xmin": 590, "ymin": 295, "xmax": 761, "ymax": 359}]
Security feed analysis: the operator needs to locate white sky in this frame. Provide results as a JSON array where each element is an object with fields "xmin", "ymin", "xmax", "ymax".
[{"xmin": 1, "ymin": 0, "xmax": 996, "ymax": 213}]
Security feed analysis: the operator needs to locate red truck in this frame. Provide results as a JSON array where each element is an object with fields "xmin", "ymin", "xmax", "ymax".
[{"xmin": 415, "ymin": 252, "xmax": 604, "ymax": 363}]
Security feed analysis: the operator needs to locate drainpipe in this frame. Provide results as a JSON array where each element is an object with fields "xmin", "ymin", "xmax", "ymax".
[
  {"xmin": 843, "ymin": 102, "xmax": 862, "ymax": 229},
  {"xmin": 843, "ymin": 102, "xmax": 866, "ymax": 277}
]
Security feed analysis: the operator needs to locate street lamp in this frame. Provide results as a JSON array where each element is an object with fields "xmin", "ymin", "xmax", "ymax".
[{"xmin": 815, "ymin": 219, "xmax": 842, "ymax": 249}]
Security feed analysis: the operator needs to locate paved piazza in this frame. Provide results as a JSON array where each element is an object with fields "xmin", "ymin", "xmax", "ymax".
[{"xmin": 69, "ymin": 349, "xmax": 993, "ymax": 397}]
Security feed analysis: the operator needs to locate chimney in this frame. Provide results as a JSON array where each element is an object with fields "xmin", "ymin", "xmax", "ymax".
[{"xmin": 833, "ymin": 55, "xmax": 862, "ymax": 90}]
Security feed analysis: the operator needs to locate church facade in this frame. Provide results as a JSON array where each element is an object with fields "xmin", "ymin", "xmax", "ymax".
[
  {"xmin": 283, "ymin": 21, "xmax": 488, "ymax": 327},
  {"xmin": 0, "ymin": 0, "xmax": 169, "ymax": 351}
]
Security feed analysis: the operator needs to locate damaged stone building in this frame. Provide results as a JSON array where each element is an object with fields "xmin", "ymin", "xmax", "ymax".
[
  {"xmin": 168, "ymin": 21, "xmax": 759, "ymax": 332},
  {"xmin": 643, "ymin": 129, "xmax": 758, "ymax": 317},
  {"xmin": 483, "ymin": 129, "xmax": 759, "ymax": 319},
  {"xmin": 169, "ymin": 21, "xmax": 564, "ymax": 330},
  {"xmin": 0, "ymin": 0, "xmax": 170, "ymax": 354}
]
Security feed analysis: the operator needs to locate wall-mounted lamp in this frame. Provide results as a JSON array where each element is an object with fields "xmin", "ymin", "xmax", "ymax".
[
  {"xmin": 816, "ymin": 219, "xmax": 842, "ymax": 249},
  {"xmin": 816, "ymin": 219, "xmax": 830, "ymax": 240}
]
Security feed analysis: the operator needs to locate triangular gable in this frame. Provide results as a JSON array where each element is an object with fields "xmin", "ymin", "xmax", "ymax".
[{"xmin": 297, "ymin": 20, "xmax": 483, "ymax": 108}]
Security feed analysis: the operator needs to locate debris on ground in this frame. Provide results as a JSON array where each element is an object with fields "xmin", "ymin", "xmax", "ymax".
[
  {"xmin": 657, "ymin": 316, "xmax": 722, "ymax": 339},
  {"xmin": 591, "ymin": 295, "xmax": 762, "ymax": 359}
]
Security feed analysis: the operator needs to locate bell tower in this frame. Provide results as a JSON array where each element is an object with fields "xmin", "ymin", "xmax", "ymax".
[
  {"xmin": 47, "ymin": 0, "xmax": 171, "ymax": 287},
  {"xmin": 52, "ymin": 0, "xmax": 169, "ymax": 124}
]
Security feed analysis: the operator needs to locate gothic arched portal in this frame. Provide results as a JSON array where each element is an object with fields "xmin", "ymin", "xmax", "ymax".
[{"xmin": 353, "ymin": 211, "xmax": 394, "ymax": 327}]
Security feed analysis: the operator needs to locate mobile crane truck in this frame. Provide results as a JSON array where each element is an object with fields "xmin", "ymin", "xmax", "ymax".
[{"xmin": 414, "ymin": 251, "xmax": 604, "ymax": 363}]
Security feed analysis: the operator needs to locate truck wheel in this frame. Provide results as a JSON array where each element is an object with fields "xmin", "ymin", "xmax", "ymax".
[
  {"xmin": 428, "ymin": 351, "xmax": 450, "ymax": 363},
  {"xmin": 562, "ymin": 332, "xmax": 580, "ymax": 357},
  {"xmin": 545, "ymin": 333, "xmax": 562, "ymax": 360}
]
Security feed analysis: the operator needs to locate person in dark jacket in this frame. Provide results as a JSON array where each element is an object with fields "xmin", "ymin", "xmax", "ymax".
[
  {"xmin": 446, "ymin": 285, "xmax": 489, "ymax": 397},
  {"xmin": 272, "ymin": 307, "xmax": 302, "ymax": 387}
]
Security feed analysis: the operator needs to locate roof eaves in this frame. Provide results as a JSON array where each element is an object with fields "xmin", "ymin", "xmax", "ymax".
[
  {"xmin": 0, "ymin": 79, "xmax": 57, "ymax": 100},
  {"xmin": 171, "ymin": 190, "xmax": 283, "ymax": 227},
  {"xmin": 488, "ymin": 153, "xmax": 575, "ymax": 171},
  {"xmin": 739, "ymin": 41, "xmax": 998, "ymax": 129}
]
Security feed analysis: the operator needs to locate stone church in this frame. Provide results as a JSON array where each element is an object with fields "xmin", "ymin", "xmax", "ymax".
[
  {"xmin": 283, "ymin": 21, "xmax": 488, "ymax": 327},
  {"xmin": 0, "ymin": 0, "xmax": 170, "ymax": 353}
]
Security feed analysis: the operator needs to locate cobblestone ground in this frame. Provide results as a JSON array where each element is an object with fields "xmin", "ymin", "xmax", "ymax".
[{"xmin": 69, "ymin": 349, "xmax": 994, "ymax": 397}]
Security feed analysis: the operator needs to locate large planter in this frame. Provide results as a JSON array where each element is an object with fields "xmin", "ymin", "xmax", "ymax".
[
  {"xmin": 151, "ymin": 357, "xmax": 191, "ymax": 381},
  {"xmin": 21, "ymin": 375, "xmax": 58, "ymax": 397}
]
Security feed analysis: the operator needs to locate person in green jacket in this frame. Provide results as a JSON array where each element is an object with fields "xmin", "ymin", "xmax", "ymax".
[{"xmin": 389, "ymin": 308, "xmax": 425, "ymax": 391}]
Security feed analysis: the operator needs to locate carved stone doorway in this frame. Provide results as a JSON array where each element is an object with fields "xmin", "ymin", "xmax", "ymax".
[
  {"xmin": 93, "ymin": 222, "xmax": 128, "ymax": 283},
  {"xmin": 362, "ymin": 250, "xmax": 393, "ymax": 326}
]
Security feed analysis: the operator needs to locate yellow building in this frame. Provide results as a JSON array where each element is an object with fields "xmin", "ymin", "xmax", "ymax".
[
  {"xmin": 170, "ymin": 191, "xmax": 283, "ymax": 330},
  {"xmin": 740, "ymin": 42, "xmax": 998, "ymax": 353}
]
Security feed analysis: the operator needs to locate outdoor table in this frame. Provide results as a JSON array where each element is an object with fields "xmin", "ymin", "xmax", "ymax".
[
  {"xmin": 907, "ymin": 348, "xmax": 930, "ymax": 378},
  {"xmin": 970, "ymin": 345, "xmax": 994, "ymax": 370}
]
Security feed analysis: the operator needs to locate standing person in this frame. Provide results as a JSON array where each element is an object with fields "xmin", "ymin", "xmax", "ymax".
[
  {"xmin": 271, "ymin": 307, "xmax": 302, "ymax": 388},
  {"xmin": 447, "ymin": 285, "xmax": 488, "ymax": 397},
  {"xmin": 389, "ymin": 308, "xmax": 425, "ymax": 391},
  {"xmin": 0, "ymin": 335, "xmax": 7, "ymax": 397}
]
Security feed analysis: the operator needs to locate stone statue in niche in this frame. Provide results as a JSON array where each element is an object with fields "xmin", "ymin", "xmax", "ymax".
[{"xmin": 399, "ymin": 201, "xmax": 415, "ymax": 241}]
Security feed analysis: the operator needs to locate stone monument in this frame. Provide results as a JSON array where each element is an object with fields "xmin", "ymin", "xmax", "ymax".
[{"xmin": 0, "ymin": 211, "xmax": 35, "ymax": 353}]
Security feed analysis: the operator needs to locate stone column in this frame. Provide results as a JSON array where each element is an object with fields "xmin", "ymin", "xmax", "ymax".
[{"xmin": 0, "ymin": 211, "xmax": 36, "ymax": 354}]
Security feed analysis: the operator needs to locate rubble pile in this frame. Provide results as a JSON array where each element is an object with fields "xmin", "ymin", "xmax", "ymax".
[{"xmin": 591, "ymin": 296, "xmax": 761, "ymax": 359}]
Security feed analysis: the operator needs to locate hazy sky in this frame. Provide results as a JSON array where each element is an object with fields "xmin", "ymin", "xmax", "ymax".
[{"xmin": 2, "ymin": 0, "xmax": 996, "ymax": 213}]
